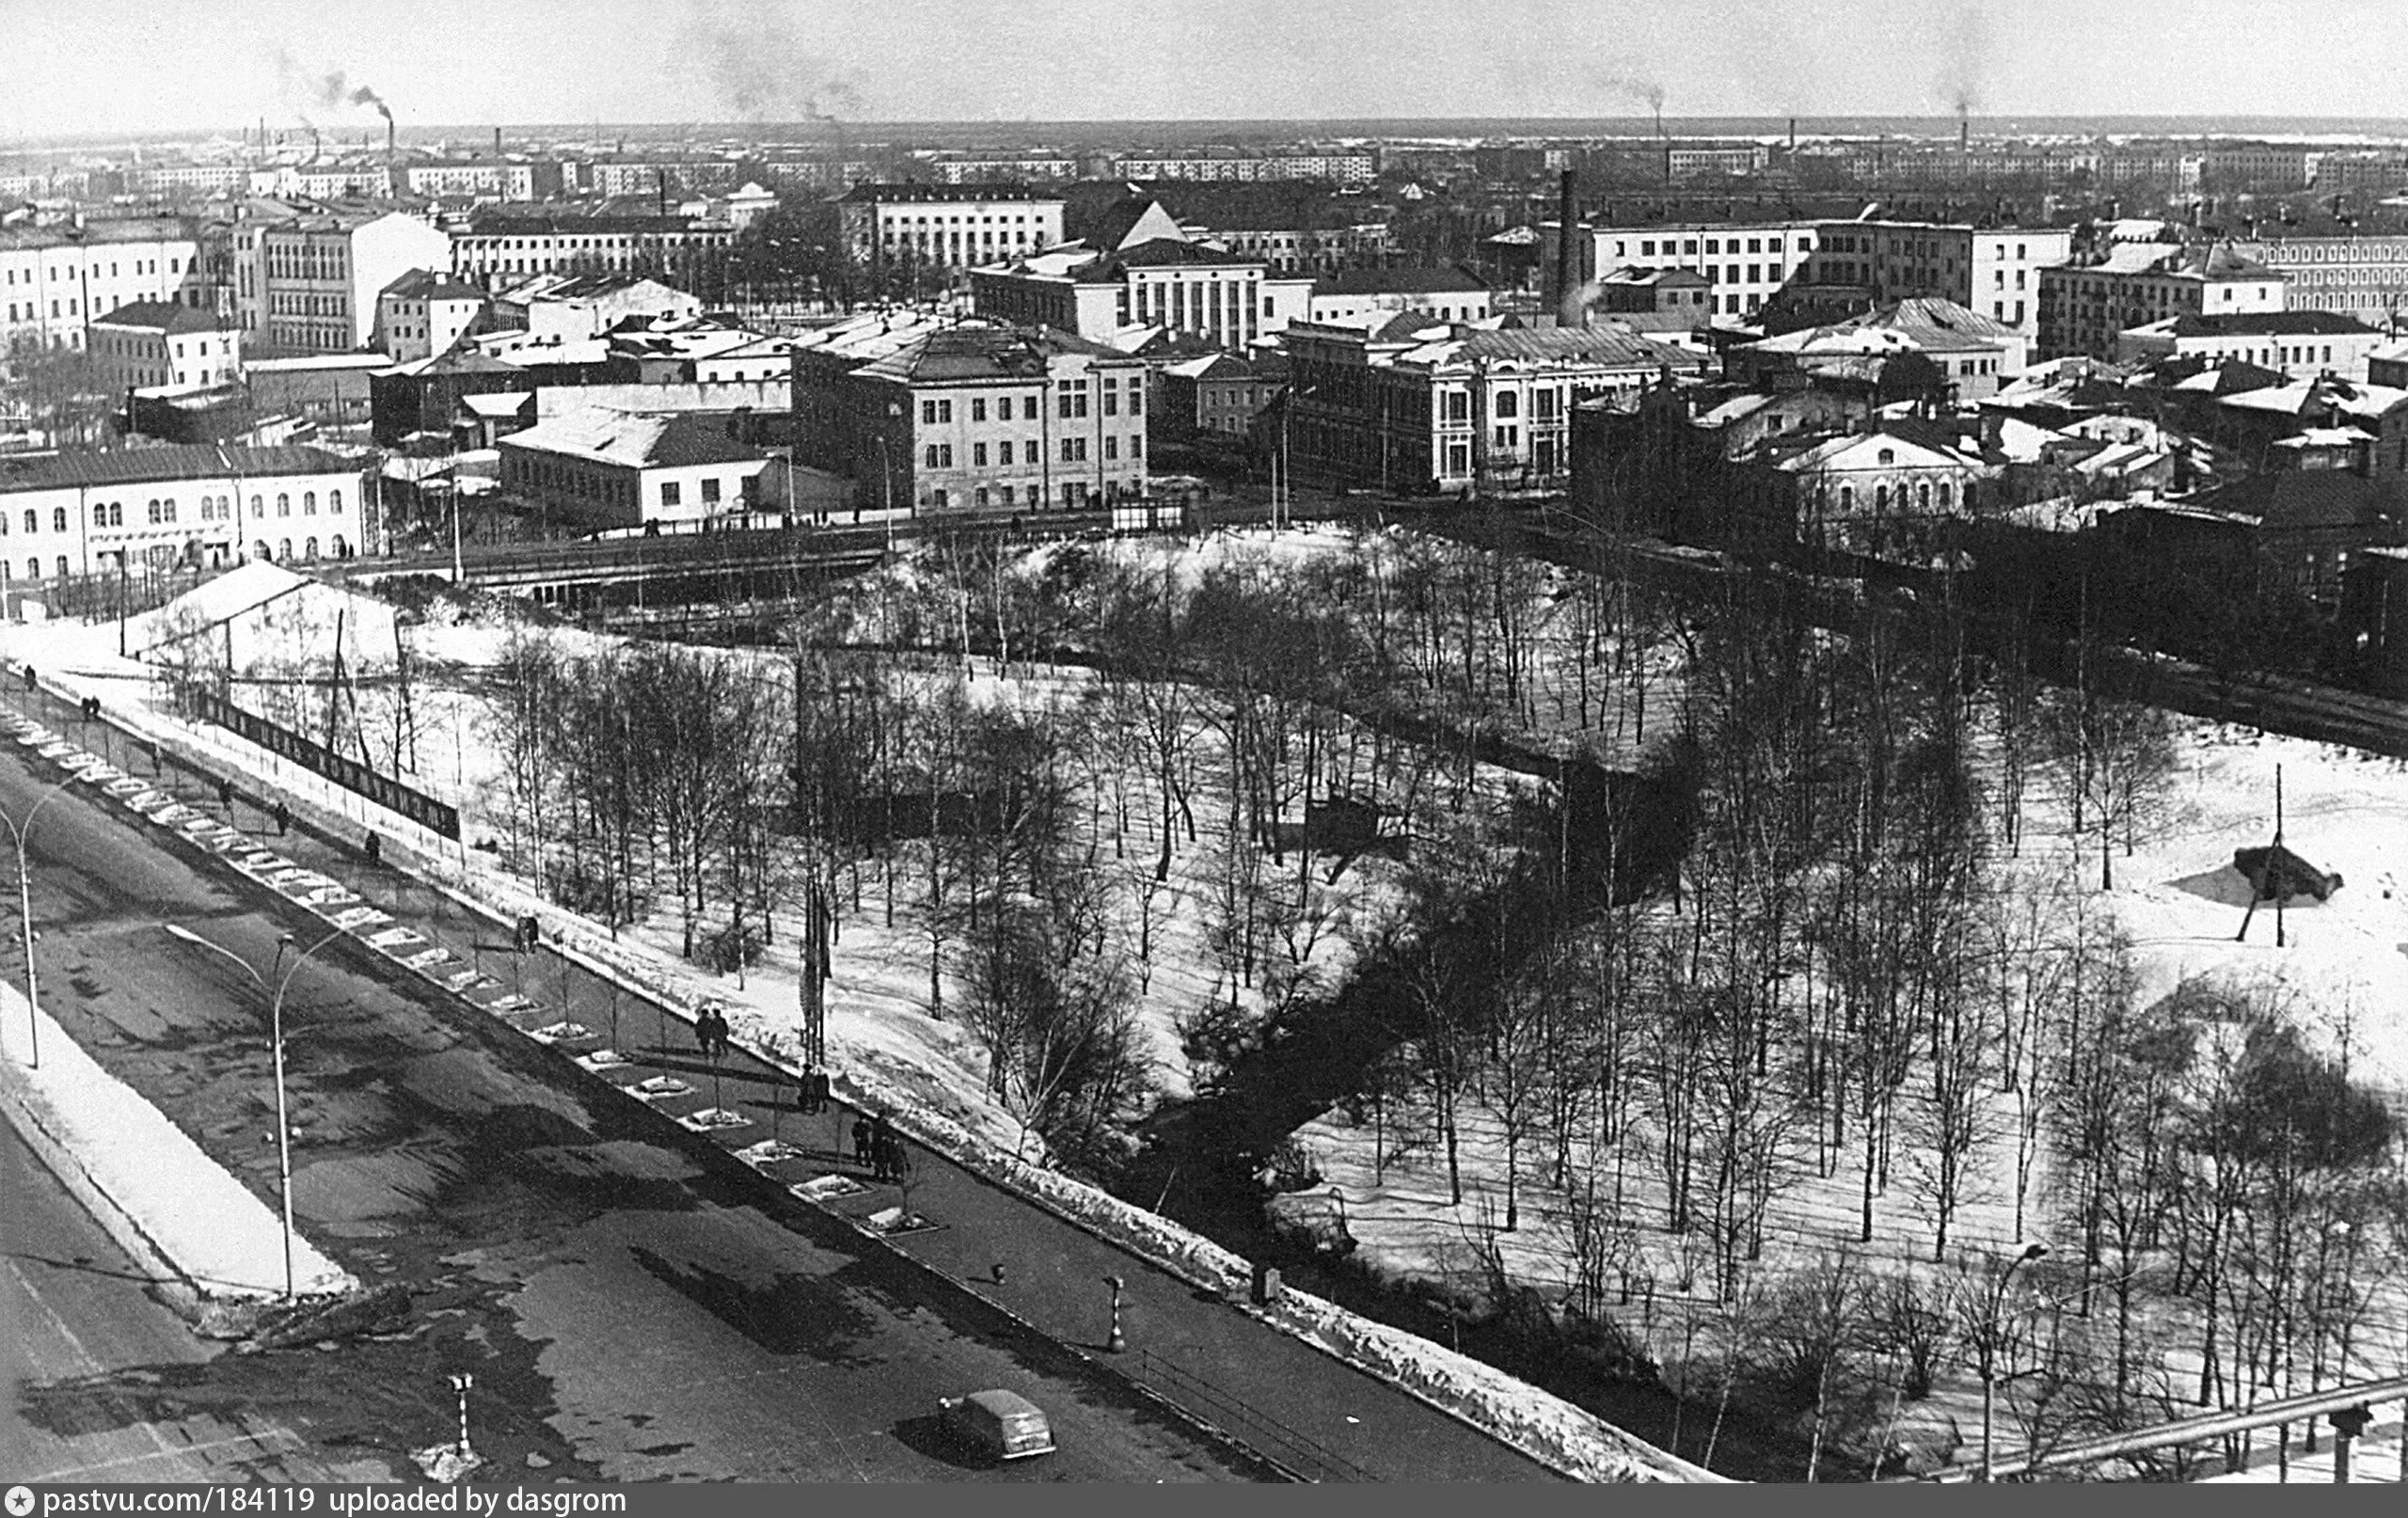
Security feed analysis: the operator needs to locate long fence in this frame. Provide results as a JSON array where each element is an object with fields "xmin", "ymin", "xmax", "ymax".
[
  {"xmin": 190, "ymin": 691, "xmax": 460, "ymax": 841},
  {"xmin": 1130, "ymin": 1347, "xmax": 1371, "ymax": 1483}
]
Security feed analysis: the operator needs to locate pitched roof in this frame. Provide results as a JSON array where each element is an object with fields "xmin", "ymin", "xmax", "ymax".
[
  {"xmin": 0, "ymin": 444, "xmax": 352, "ymax": 496},
  {"xmin": 497, "ymin": 407, "xmax": 764, "ymax": 470},
  {"xmin": 90, "ymin": 299, "xmax": 231, "ymax": 336},
  {"xmin": 379, "ymin": 267, "xmax": 485, "ymax": 303},
  {"xmin": 2157, "ymin": 310, "xmax": 2382, "ymax": 339},
  {"xmin": 2194, "ymin": 471, "xmax": 2408, "ymax": 532},
  {"xmin": 853, "ymin": 323, "xmax": 1135, "ymax": 385}
]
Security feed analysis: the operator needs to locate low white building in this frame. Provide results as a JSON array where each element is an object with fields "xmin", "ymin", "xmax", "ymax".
[
  {"xmin": 496, "ymin": 405, "xmax": 769, "ymax": 529},
  {"xmin": 89, "ymin": 301, "xmax": 244, "ymax": 394},
  {"xmin": 0, "ymin": 443, "xmax": 368, "ymax": 591},
  {"xmin": 2115, "ymin": 310, "xmax": 2386, "ymax": 382},
  {"xmin": 373, "ymin": 269, "xmax": 490, "ymax": 363}
]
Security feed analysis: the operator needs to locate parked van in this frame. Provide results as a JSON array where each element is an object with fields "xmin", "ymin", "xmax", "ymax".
[{"xmin": 940, "ymin": 1389, "xmax": 1055, "ymax": 1462}]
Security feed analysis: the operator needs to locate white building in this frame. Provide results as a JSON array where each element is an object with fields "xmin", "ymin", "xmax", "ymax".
[
  {"xmin": 2038, "ymin": 242, "xmax": 2288, "ymax": 360},
  {"xmin": 2114, "ymin": 310, "xmax": 2386, "ymax": 381},
  {"xmin": 373, "ymin": 269, "xmax": 489, "ymax": 363},
  {"xmin": 1545, "ymin": 220, "xmax": 1822, "ymax": 322},
  {"xmin": 88, "ymin": 301, "xmax": 244, "ymax": 394},
  {"xmin": 838, "ymin": 184, "xmax": 1068, "ymax": 280},
  {"xmin": 0, "ymin": 443, "xmax": 367, "ymax": 586},
  {"xmin": 449, "ymin": 212, "xmax": 732, "ymax": 291},
  {"xmin": 231, "ymin": 208, "xmax": 454, "ymax": 355},
  {"xmin": 2, "ymin": 220, "xmax": 210, "ymax": 355},
  {"xmin": 1805, "ymin": 220, "xmax": 2076, "ymax": 338},
  {"xmin": 497, "ymin": 406, "xmax": 769, "ymax": 529}
]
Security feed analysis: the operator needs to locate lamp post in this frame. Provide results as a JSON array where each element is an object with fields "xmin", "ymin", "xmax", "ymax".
[
  {"xmin": 163, "ymin": 921, "xmax": 347, "ymax": 1302},
  {"xmin": 0, "ymin": 769, "xmax": 80, "ymax": 1070},
  {"xmin": 1980, "ymin": 1241, "xmax": 2050, "ymax": 1482},
  {"xmin": 1105, "ymin": 1274, "xmax": 1127, "ymax": 1353}
]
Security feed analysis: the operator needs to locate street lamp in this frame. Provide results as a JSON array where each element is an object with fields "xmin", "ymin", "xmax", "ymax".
[
  {"xmin": 1979, "ymin": 1241, "xmax": 2051, "ymax": 1482},
  {"xmin": 0, "ymin": 769, "xmax": 81, "ymax": 1070},
  {"xmin": 1104, "ymin": 1274, "xmax": 1128, "ymax": 1353},
  {"xmin": 163, "ymin": 921, "xmax": 347, "ymax": 1302}
]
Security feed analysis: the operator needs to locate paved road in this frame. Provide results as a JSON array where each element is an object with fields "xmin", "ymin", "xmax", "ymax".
[
  {"xmin": 0, "ymin": 1123, "xmax": 365, "ymax": 1483},
  {"xmin": 6, "ymin": 686, "xmax": 1569, "ymax": 1482},
  {"xmin": 0, "ymin": 736, "xmax": 1276, "ymax": 1483}
]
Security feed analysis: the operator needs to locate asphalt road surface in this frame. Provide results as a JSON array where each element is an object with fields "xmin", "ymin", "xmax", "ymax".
[{"xmin": 0, "ymin": 741, "xmax": 1277, "ymax": 1483}]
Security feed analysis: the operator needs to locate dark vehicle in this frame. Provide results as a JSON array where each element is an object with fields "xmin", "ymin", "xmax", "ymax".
[{"xmin": 939, "ymin": 1389, "xmax": 1055, "ymax": 1462}]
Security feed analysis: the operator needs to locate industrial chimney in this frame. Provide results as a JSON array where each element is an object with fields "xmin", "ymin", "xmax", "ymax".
[
  {"xmin": 1788, "ymin": 117, "xmax": 1797, "ymax": 151},
  {"xmin": 388, "ymin": 117, "xmax": 397, "ymax": 164},
  {"xmin": 1553, "ymin": 169, "xmax": 1582, "ymax": 327},
  {"xmin": 494, "ymin": 126, "xmax": 503, "ymax": 159}
]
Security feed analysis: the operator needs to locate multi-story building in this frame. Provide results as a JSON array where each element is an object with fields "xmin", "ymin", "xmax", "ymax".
[
  {"xmin": 2037, "ymin": 242, "xmax": 2287, "ymax": 360},
  {"xmin": 1110, "ymin": 151, "xmax": 1375, "ymax": 184},
  {"xmin": 2233, "ymin": 234, "xmax": 2408, "ymax": 325},
  {"xmin": 88, "ymin": 301, "xmax": 243, "ymax": 394},
  {"xmin": 373, "ymin": 269, "xmax": 489, "ymax": 363},
  {"xmin": 793, "ymin": 318, "xmax": 1150, "ymax": 514},
  {"xmin": 127, "ymin": 163, "xmax": 252, "ymax": 198},
  {"xmin": 1282, "ymin": 315, "xmax": 1708, "ymax": 495},
  {"xmin": 1544, "ymin": 220, "xmax": 1822, "ymax": 322},
  {"xmin": 1802, "ymin": 220, "xmax": 2075, "ymax": 337},
  {"xmin": 1667, "ymin": 144, "xmax": 1769, "ymax": 179},
  {"xmin": 2202, "ymin": 142, "xmax": 2319, "ymax": 194},
  {"xmin": 448, "ymin": 211, "xmax": 732, "ymax": 291},
  {"xmin": 1203, "ymin": 222, "xmax": 1394, "ymax": 275},
  {"xmin": 0, "ymin": 442, "xmax": 368, "ymax": 584},
  {"xmin": 971, "ymin": 239, "xmax": 1316, "ymax": 352},
  {"xmin": 1157, "ymin": 351, "xmax": 1286, "ymax": 446},
  {"xmin": 1307, "ymin": 267, "xmax": 1493, "ymax": 325},
  {"xmin": 836, "ymin": 184, "xmax": 1068, "ymax": 283},
  {"xmin": 2115, "ymin": 310, "xmax": 2385, "ymax": 382},
  {"xmin": 402, "ymin": 158, "xmax": 567, "ymax": 202},
  {"xmin": 1, "ymin": 220, "xmax": 210, "ymax": 355},
  {"xmin": 576, "ymin": 156, "xmax": 743, "ymax": 198},
  {"xmin": 494, "ymin": 273, "xmax": 702, "ymax": 340},
  {"xmin": 2099, "ymin": 149, "xmax": 2205, "ymax": 194},
  {"xmin": 921, "ymin": 155, "xmax": 1079, "ymax": 184},
  {"xmin": 230, "ymin": 206, "xmax": 452, "ymax": 355}
]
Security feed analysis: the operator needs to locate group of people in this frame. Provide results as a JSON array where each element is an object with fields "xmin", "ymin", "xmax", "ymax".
[
  {"xmin": 853, "ymin": 1115, "xmax": 910, "ymax": 1183},
  {"xmin": 693, "ymin": 1003, "xmax": 733, "ymax": 1061}
]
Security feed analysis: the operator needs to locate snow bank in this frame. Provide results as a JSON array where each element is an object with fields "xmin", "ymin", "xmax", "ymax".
[{"xmin": 0, "ymin": 980, "xmax": 356, "ymax": 1311}]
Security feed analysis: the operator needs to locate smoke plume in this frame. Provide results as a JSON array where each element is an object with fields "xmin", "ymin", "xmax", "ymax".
[
  {"xmin": 677, "ymin": 0, "xmax": 867, "ymax": 122},
  {"xmin": 1933, "ymin": 4, "xmax": 1991, "ymax": 120},
  {"xmin": 274, "ymin": 52, "xmax": 396, "ymax": 127},
  {"xmin": 1594, "ymin": 71, "xmax": 1668, "ymax": 135}
]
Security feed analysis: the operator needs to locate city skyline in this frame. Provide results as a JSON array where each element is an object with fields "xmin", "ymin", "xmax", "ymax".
[{"xmin": 10, "ymin": 0, "xmax": 2408, "ymax": 144}]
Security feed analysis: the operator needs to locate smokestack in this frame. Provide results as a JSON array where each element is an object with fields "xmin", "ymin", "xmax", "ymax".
[
  {"xmin": 1960, "ymin": 115, "xmax": 1970, "ymax": 154},
  {"xmin": 1789, "ymin": 118, "xmax": 1797, "ymax": 152},
  {"xmin": 1553, "ymin": 168, "xmax": 1581, "ymax": 327},
  {"xmin": 495, "ymin": 126, "xmax": 503, "ymax": 159},
  {"xmin": 388, "ymin": 118, "xmax": 397, "ymax": 163}
]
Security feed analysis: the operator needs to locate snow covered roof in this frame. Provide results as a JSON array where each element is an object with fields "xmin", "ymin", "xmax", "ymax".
[{"xmin": 498, "ymin": 407, "xmax": 766, "ymax": 470}]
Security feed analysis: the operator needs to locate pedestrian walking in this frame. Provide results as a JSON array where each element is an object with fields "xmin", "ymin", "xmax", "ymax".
[
  {"xmin": 21, "ymin": 665, "xmax": 34, "ymax": 692},
  {"xmin": 852, "ymin": 1116, "xmax": 873, "ymax": 1169},
  {"xmin": 216, "ymin": 779, "xmax": 234, "ymax": 813},
  {"xmin": 271, "ymin": 800, "xmax": 290, "ymax": 836},
  {"xmin": 515, "ymin": 914, "xmax": 540, "ymax": 953},
  {"xmin": 364, "ymin": 830, "xmax": 382, "ymax": 865}
]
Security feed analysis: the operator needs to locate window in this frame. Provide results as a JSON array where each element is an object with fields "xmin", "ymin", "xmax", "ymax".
[
  {"xmin": 997, "ymin": 395, "xmax": 1014, "ymax": 421},
  {"xmin": 661, "ymin": 481, "xmax": 681, "ymax": 507},
  {"xmin": 329, "ymin": 490, "xmax": 342, "ymax": 514},
  {"xmin": 998, "ymin": 440, "xmax": 1013, "ymax": 466},
  {"xmin": 973, "ymin": 442, "xmax": 989, "ymax": 466},
  {"xmin": 972, "ymin": 398, "xmax": 987, "ymax": 422},
  {"xmin": 250, "ymin": 495, "xmax": 262, "ymax": 516},
  {"xmin": 1130, "ymin": 435, "xmax": 1142, "ymax": 459},
  {"xmin": 1494, "ymin": 390, "xmax": 1518, "ymax": 419},
  {"xmin": 922, "ymin": 400, "xmax": 938, "ymax": 424},
  {"xmin": 276, "ymin": 493, "xmax": 290, "ymax": 516},
  {"xmin": 303, "ymin": 491, "xmax": 316, "ymax": 515},
  {"xmin": 1060, "ymin": 437, "xmax": 1087, "ymax": 462},
  {"xmin": 1104, "ymin": 435, "xmax": 1119, "ymax": 460},
  {"xmin": 51, "ymin": 507, "xmax": 66, "ymax": 533},
  {"xmin": 925, "ymin": 443, "xmax": 953, "ymax": 467}
]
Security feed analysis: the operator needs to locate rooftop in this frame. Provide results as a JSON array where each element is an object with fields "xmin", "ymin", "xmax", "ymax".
[
  {"xmin": 90, "ymin": 299, "xmax": 233, "ymax": 336},
  {"xmin": 0, "ymin": 445, "xmax": 352, "ymax": 496},
  {"xmin": 498, "ymin": 407, "xmax": 765, "ymax": 470}
]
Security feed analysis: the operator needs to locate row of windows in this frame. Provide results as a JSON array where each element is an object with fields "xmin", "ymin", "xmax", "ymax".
[
  {"xmin": 923, "ymin": 480, "xmax": 1145, "ymax": 510},
  {"xmin": 923, "ymin": 435, "xmax": 1145, "ymax": 468},
  {"xmin": 1626, "ymin": 235, "xmax": 1806, "ymax": 259},
  {"xmin": 0, "ymin": 257, "xmax": 180, "ymax": 286},
  {"xmin": 6, "ymin": 489, "xmax": 342, "ymax": 536}
]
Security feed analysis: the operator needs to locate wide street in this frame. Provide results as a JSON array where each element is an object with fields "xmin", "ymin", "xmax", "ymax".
[{"xmin": 0, "ymin": 738, "xmax": 1276, "ymax": 1482}]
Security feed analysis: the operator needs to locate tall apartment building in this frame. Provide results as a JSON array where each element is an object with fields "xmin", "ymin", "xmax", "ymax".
[
  {"xmin": 1205, "ymin": 222, "xmax": 1395, "ymax": 275},
  {"xmin": 2233, "ymin": 234, "xmax": 2408, "ymax": 325},
  {"xmin": 836, "ymin": 184, "xmax": 1068, "ymax": 281},
  {"xmin": 793, "ymin": 318, "xmax": 1150, "ymax": 514},
  {"xmin": 1111, "ymin": 151, "xmax": 1376, "ymax": 184},
  {"xmin": 1, "ymin": 219, "xmax": 210, "ymax": 354},
  {"xmin": 1801, "ymin": 220, "xmax": 2074, "ymax": 337},
  {"xmin": 402, "ymin": 158, "xmax": 567, "ymax": 202},
  {"xmin": 2036, "ymin": 241, "xmax": 2287, "ymax": 360},
  {"xmin": 230, "ymin": 207, "xmax": 453, "ymax": 354},
  {"xmin": 127, "ymin": 163, "xmax": 252, "ymax": 198},
  {"xmin": 922, "ymin": 155, "xmax": 1079, "ymax": 184},
  {"xmin": 1543, "ymin": 220, "xmax": 1821, "ymax": 321},
  {"xmin": 448, "ymin": 211, "xmax": 732, "ymax": 291}
]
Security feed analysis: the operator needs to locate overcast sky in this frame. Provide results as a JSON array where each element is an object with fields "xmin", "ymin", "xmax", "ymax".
[{"xmin": 7, "ymin": 0, "xmax": 2406, "ymax": 141}]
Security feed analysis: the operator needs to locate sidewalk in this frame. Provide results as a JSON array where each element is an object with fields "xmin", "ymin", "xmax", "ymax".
[
  {"xmin": 0, "ymin": 954, "xmax": 356, "ymax": 1320},
  {"xmin": 4, "ymin": 669, "xmax": 1714, "ymax": 1483}
]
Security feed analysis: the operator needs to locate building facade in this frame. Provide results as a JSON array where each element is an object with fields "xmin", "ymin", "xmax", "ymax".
[
  {"xmin": 1283, "ymin": 316, "xmax": 1707, "ymax": 495},
  {"xmin": 837, "ymin": 185, "xmax": 1068, "ymax": 281},
  {"xmin": 402, "ymin": 158, "xmax": 566, "ymax": 202},
  {"xmin": 373, "ymin": 269, "xmax": 489, "ymax": 363},
  {"xmin": 2235, "ymin": 235, "xmax": 2408, "ymax": 324},
  {"xmin": 1803, "ymin": 220, "xmax": 2075, "ymax": 337},
  {"xmin": 2, "ymin": 221, "xmax": 210, "ymax": 355},
  {"xmin": 1546, "ymin": 220, "xmax": 1822, "ymax": 322},
  {"xmin": 497, "ymin": 406, "xmax": 768, "ymax": 529},
  {"xmin": 1109, "ymin": 151, "xmax": 1375, "ymax": 183},
  {"xmin": 230, "ymin": 207, "xmax": 453, "ymax": 355},
  {"xmin": 448, "ymin": 212, "xmax": 731, "ymax": 291},
  {"xmin": 0, "ymin": 443, "xmax": 368, "ymax": 583},
  {"xmin": 972, "ymin": 241, "xmax": 1318, "ymax": 351},
  {"xmin": 2037, "ymin": 242, "xmax": 2288, "ymax": 360},
  {"xmin": 88, "ymin": 301, "xmax": 243, "ymax": 394},
  {"xmin": 794, "ymin": 320, "xmax": 1150, "ymax": 514},
  {"xmin": 2114, "ymin": 310, "xmax": 2385, "ymax": 382}
]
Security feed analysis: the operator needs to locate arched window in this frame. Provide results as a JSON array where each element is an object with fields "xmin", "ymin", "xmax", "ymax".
[
  {"xmin": 330, "ymin": 534, "xmax": 349, "ymax": 558},
  {"xmin": 20, "ymin": 511, "xmax": 32, "ymax": 535},
  {"xmin": 253, "ymin": 540, "xmax": 271, "ymax": 561},
  {"xmin": 1938, "ymin": 481, "xmax": 1952, "ymax": 507},
  {"xmin": 1918, "ymin": 482, "xmax": 1931, "ymax": 511},
  {"xmin": 162, "ymin": 498, "xmax": 176, "ymax": 524},
  {"xmin": 54, "ymin": 555, "xmax": 67, "ymax": 579},
  {"xmin": 53, "ymin": 508, "xmax": 66, "ymax": 533},
  {"xmin": 328, "ymin": 489, "xmax": 343, "ymax": 514},
  {"xmin": 1962, "ymin": 482, "xmax": 1977, "ymax": 512},
  {"xmin": 25, "ymin": 559, "xmax": 38, "ymax": 580},
  {"xmin": 277, "ymin": 538, "xmax": 292, "ymax": 561},
  {"xmin": 249, "ymin": 495, "xmax": 263, "ymax": 516},
  {"xmin": 276, "ymin": 494, "xmax": 290, "ymax": 517},
  {"xmin": 1839, "ymin": 485, "xmax": 1854, "ymax": 512},
  {"xmin": 1876, "ymin": 484, "xmax": 1890, "ymax": 513},
  {"xmin": 303, "ymin": 537, "xmax": 319, "ymax": 561},
  {"xmin": 303, "ymin": 492, "xmax": 317, "ymax": 515},
  {"xmin": 1877, "ymin": 447, "xmax": 1896, "ymax": 466},
  {"xmin": 147, "ymin": 499, "xmax": 161, "ymax": 525}
]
